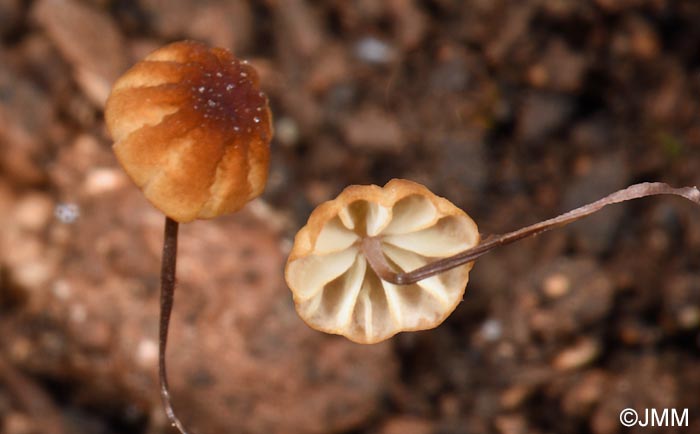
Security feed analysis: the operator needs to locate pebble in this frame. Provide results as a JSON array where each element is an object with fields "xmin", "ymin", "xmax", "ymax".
[
  {"xmin": 274, "ymin": 117, "xmax": 300, "ymax": 148},
  {"xmin": 83, "ymin": 168, "xmax": 127, "ymax": 196},
  {"xmin": 51, "ymin": 280, "xmax": 72, "ymax": 300},
  {"xmin": 542, "ymin": 273, "xmax": 570, "ymax": 298},
  {"xmin": 136, "ymin": 339, "xmax": 159, "ymax": 368},
  {"xmin": 479, "ymin": 318, "xmax": 503, "ymax": 342},
  {"xmin": 678, "ymin": 306, "xmax": 700, "ymax": 329},
  {"xmin": 355, "ymin": 36, "xmax": 396, "ymax": 64},
  {"xmin": 13, "ymin": 261, "xmax": 54, "ymax": 291},
  {"xmin": 54, "ymin": 203, "xmax": 80, "ymax": 224},
  {"xmin": 553, "ymin": 338, "xmax": 600, "ymax": 371},
  {"xmin": 13, "ymin": 193, "xmax": 54, "ymax": 232}
]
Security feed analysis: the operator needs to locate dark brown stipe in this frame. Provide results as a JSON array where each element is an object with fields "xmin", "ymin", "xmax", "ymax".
[
  {"xmin": 363, "ymin": 183, "xmax": 700, "ymax": 285},
  {"xmin": 159, "ymin": 216, "xmax": 193, "ymax": 434}
]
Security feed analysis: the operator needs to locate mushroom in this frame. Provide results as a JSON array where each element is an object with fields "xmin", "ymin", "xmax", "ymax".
[
  {"xmin": 286, "ymin": 180, "xmax": 700, "ymax": 344},
  {"xmin": 104, "ymin": 40, "xmax": 272, "ymax": 434},
  {"xmin": 286, "ymin": 179, "xmax": 480, "ymax": 344}
]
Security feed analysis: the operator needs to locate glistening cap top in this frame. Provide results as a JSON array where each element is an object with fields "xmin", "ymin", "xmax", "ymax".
[{"xmin": 105, "ymin": 40, "xmax": 273, "ymax": 222}]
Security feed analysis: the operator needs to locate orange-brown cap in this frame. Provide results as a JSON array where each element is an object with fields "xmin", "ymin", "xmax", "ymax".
[
  {"xmin": 285, "ymin": 179, "xmax": 480, "ymax": 344},
  {"xmin": 105, "ymin": 40, "xmax": 272, "ymax": 222}
]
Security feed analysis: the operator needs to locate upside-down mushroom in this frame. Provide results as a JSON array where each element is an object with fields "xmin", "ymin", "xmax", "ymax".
[
  {"xmin": 286, "ymin": 179, "xmax": 480, "ymax": 344},
  {"xmin": 105, "ymin": 40, "xmax": 272, "ymax": 434}
]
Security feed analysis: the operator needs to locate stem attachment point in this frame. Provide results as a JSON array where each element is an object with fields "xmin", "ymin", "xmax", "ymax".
[{"xmin": 363, "ymin": 182, "xmax": 700, "ymax": 285}]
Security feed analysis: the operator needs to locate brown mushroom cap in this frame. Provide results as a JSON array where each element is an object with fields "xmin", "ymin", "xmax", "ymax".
[
  {"xmin": 286, "ymin": 179, "xmax": 480, "ymax": 344},
  {"xmin": 105, "ymin": 40, "xmax": 272, "ymax": 222}
]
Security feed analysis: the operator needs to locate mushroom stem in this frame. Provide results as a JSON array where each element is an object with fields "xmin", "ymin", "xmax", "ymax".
[
  {"xmin": 364, "ymin": 182, "xmax": 700, "ymax": 285},
  {"xmin": 158, "ymin": 216, "xmax": 192, "ymax": 434}
]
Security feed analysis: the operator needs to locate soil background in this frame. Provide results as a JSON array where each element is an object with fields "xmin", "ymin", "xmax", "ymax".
[{"xmin": 1, "ymin": 1, "xmax": 700, "ymax": 434}]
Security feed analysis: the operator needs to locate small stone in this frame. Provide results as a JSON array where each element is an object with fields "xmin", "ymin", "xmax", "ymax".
[
  {"xmin": 13, "ymin": 193, "xmax": 54, "ymax": 232},
  {"xmin": 136, "ymin": 339, "xmax": 159, "ymax": 368},
  {"xmin": 14, "ymin": 261, "xmax": 54, "ymax": 292},
  {"xmin": 52, "ymin": 280, "xmax": 72, "ymax": 300},
  {"xmin": 678, "ymin": 306, "xmax": 700, "ymax": 329},
  {"xmin": 630, "ymin": 22, "xmax": 659, "ymax": 59},
  {"xmin": 54, "ymin": 203, "xmax": 80, "ymax": 223},
  {"xmin": 553, "ymin": 338, "xmax": 600, "ymax": 371},
  {"xmin": 500, "ymin": 385, "xmax": 531, "ymax": 409},
  {"xmin": 542, "ymin": 273, "xmax": 570, "ymax": 298},
  {"xmin": 479, "ymin": 318, "xmax": 503, "ymax": 342},
  {"xmin": 274, "ymin": 117, "xmax": 300, "ymax": 148},
  {"xmin": 83, "ymin": 168, "xmax": 127, "ymax": 195},
  {"xmin": 355, "ymin": 36, "xmax": 396, "ymax": 64}
]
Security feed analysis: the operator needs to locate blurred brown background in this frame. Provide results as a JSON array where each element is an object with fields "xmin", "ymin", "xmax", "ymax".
[{"xmin": 1, "ymin": 0, "xmax": 700, "ymax": 433}]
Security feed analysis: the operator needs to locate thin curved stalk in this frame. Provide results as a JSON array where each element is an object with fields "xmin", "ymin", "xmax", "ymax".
[
  {"xmin": 363, "ymin": 182, "xmax": 700, "ymax": 285},
  {"xmin": 159, "ymin": 216, "xmax": 193, "ymax": 434}
]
